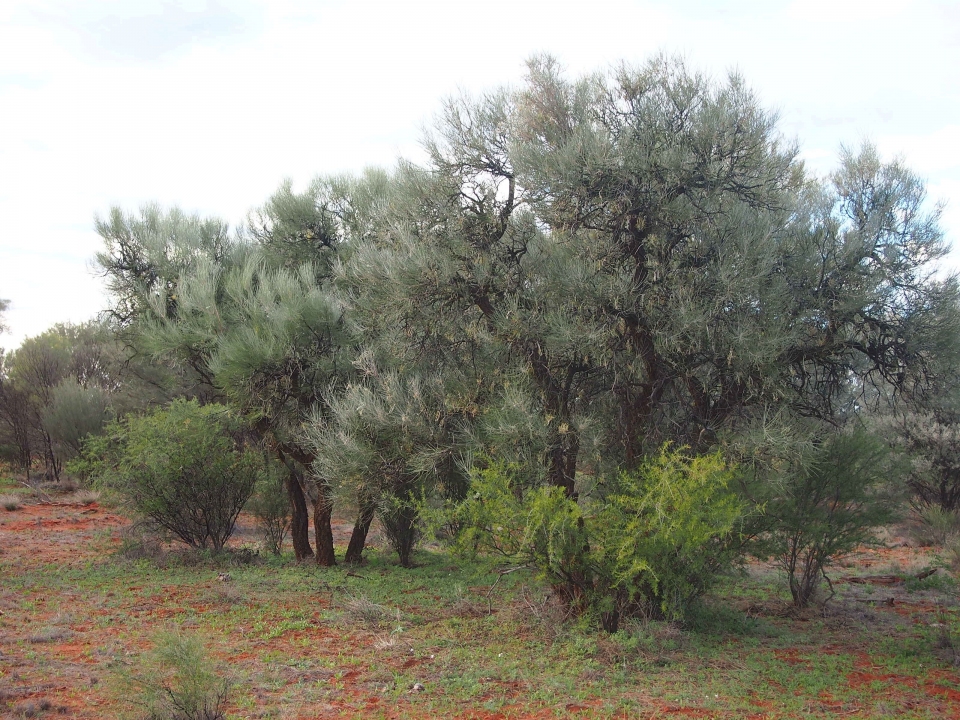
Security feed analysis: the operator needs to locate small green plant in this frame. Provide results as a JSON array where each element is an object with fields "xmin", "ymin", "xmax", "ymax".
[
  {"xmin": 761, "ymin": 430, "xmax": 898, "ymax": 608},
  {"xmin": 245, "ymin": 465, "xmax": 289, "ymax": 556},
  {"xmin": 451, "ymin": 447, "xmax": 746, "ymax": 631},
  {"xmin": 90, "ymin": 400, "xmax": 260, "ymax": 551},
  {"xmin": 124, "ymin": 632, "xmax": 230, "ymax": 720}
]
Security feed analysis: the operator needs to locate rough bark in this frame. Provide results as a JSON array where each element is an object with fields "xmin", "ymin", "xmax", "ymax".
[
  {"xmin": 344, "ymin": 496, "xmax": 376, "ymax": 565},
  {"xmin": 282, "ymin": 465, "xmax": 313, "ymax": 561},
  {"xmin": 313, "ymin": 483, "xmax": 336, "ymax": 566}
]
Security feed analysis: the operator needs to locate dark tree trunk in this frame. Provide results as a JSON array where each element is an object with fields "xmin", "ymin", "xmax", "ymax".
[
  {"xmin": 283, "ymin": 467, "xmax": 313, "ymax": 561},
  {"xmin": 313, "ymin": 482, "xmax": 336, "ymax": 567},
  {"xmin": 344, "ymin": 496, "xmax": 376, "ymax": 565},
  {"xmin": 546, "ymin": 430, "xmax": 579, "ymax": 498}
]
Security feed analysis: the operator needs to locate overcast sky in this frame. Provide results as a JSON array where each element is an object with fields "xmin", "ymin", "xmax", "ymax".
[{"xmin": 2, "ymin": 0, "xmax": 958, "ymax": 350}]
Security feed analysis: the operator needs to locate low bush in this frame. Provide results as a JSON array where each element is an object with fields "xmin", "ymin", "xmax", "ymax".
[
  {"xmin": 125, "ymin": 632, "xmax": 230, "ymax": 720},
  {"xmin": 91, "ymin": 399, "xmax": 260, "ymax": 551},
  {"xmin": 451, "ymin": 446, "xmax": 746, "ymax": 631},
  {"xmin": 761, "ymin": 430, "xmax": 898, "ymax": 607},
  {"xmin": 909, "ymin": 505, "xmax": 960, "ymax": 547}
]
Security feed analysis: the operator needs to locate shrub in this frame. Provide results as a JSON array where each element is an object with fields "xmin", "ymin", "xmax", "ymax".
[
  {"xmin": 378, "ymin": 482, "xmax": 422, "ymax": 568},
  {"xmin": 126, "ymin": 632, "xmax": 229, "ymax": 720},
  {"xmin": 0, "ymin": 493, "xmax": 21, "ymax": 511},
  {"xmin": 762, "ymin": 430, "xmax": 898, "ymax": 607},
  {"xmin": 94, "ymin": 399, "xmax": 260, "ymax": 551},
  {"xmin": 245, "ymin": 466, "xmax": 289, "ymax": 556},
  {"xmin": 885, "ymin": 409, "xmax": 960, "ymax": 512},
  {"xmin": 452, "ymin": 447, "xmax": 746, "ymax": 631},
  {"xmin": 908, "ymin": 505, "xmax": 960, "ymax": 547}
]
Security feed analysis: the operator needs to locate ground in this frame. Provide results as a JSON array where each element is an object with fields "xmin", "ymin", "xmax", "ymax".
[{"xmin": 1, "ymin": 492, "xmax": 960, "ymax": 719}]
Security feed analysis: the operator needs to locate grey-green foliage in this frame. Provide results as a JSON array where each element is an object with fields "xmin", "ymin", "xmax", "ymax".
[
  {"xmin": 881, "ymin": 397, "xmax": 960, "ymax": 511},
  {"xmin": 95, "ymin": 205, "xmax": 232, "ymax": 329},
  {"xmin": 96, "ymin": 186, "xmax": 353, "ymax": 565},
  {"xmin": 42, "ymin": 379, "xmax": 111, "ymax": 462},
  {"xmin": 336, "ymin": 54, "xmax": 959, "ymax": 500},
  {"xmin": 307, "ymin": 354, "xmax": 469, "ymax": 567}
]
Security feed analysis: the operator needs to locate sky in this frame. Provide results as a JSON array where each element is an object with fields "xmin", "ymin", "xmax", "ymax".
[{"xmin": 1, "ymin": 0, "xmax": 958, "ymax": 351}]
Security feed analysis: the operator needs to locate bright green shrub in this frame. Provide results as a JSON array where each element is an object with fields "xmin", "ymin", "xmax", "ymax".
[
  {"xmin": 93, "ymin": 399, "xmax": 260, "ymax": 551},
  {"xmin": 453, "ymin": 446, "xmax": 745, "ymax": 631}
]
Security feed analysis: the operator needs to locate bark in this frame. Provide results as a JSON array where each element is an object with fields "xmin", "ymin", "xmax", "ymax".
[
  {"xmin": 313, "ymin": 482, "xmax": 336, "ymax": 566},
  {"xmin": 344, "ymin": 496, "xmax": 376, "ymax": 564},
  {"xmin": 282, "ymin": 465, "xmax": 313, "ymax": 561}
]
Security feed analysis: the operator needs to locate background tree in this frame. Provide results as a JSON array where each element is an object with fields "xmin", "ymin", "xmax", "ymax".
[
  {"xmin": 0, "ymin": 298, "xmax": 9, "ymax": 337},
  {"xmin": 0, "ymin": 322, "xmax": 121, "ymax": 478}
]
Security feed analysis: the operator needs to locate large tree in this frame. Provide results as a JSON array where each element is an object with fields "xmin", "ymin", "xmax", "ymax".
[{"xmin": 338, "ymin": 56, "xmax": 959, "ymax": 498}]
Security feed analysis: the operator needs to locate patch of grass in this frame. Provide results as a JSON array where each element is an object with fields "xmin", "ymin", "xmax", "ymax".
[
  {"xmin": 0, "ymin": 493, "xmax": 21, "ymax": 511},
  {"xmin": 27, "ymin": 625, "xmax": 74, "ymax": 644},
  {"xmin": 909, "ymin": 506, "xmax": 960, "ymax": 547},
  {"xmin": 7, "ymin": 511, "xmax": 960, "ymax": 718}
]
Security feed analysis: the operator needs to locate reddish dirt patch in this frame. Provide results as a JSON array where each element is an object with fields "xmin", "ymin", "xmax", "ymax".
[{"xmin": 0, "ymin": 501, "xmax": 127, "ymax": 569}]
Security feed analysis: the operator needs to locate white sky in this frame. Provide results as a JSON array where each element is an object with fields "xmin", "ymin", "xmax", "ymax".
[{"xmin": 1, "ymin": 0, "xmax": 958, "ymax": 350}]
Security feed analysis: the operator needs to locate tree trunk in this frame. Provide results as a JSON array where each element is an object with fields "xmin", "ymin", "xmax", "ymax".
[
  {"xmin": 546, "ymin": 429, "xmax": 579, "ymax": 498},
  {"xmin": 344, "ymin": 496, "xmax": 376, "ymax": 565},
  {"xmin": 313, "ymin": 482, "xmax": 336, "ymax": 567},
  {"xmin": 283, "ymin": 468, "xmax": 313, "ymax": 561}
]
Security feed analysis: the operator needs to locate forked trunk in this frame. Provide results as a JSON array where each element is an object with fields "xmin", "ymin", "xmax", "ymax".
[{"xmin": 283, "ymin": 469, "xmax": 313, "ymax": 561}]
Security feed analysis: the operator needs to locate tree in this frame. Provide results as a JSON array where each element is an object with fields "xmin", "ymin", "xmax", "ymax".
[
  {"xmin": 340, "ymin": 55, "xmax": 959, "ymax": 495},
  {"xmin": 95, "ymin": 193, "xmax": 354, "ymax": 565},
  {"xmin": 884, "ymin": 402, "xmax": 960, "ymax": 512},
  {"xmin": 0, "ymin": 298, "xmax": 9, "ymax": 337},
  {"xmin": 0, "ymin": 322, "xmax": 120, "ymax": 478},
  {"xmin": 327, "ymin": 55, "xmax": 958, "ymax": 627},
  {"xmin": 307, "ymin": 356, "xmax": 469, "ymax": 567}
]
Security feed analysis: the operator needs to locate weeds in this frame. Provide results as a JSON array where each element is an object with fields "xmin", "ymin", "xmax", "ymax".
[
  {"xmin": 0, "ymin": 493, "xmax": 21, "ymax": 511},
  {"xmin": 909, "ymin": 506, "xmax": 960, "ymax": 547},
  {"xmin": 341, "ymin": 594, "xmax": 394, "ymax": 627},
  {"xmin": 122, "ymin": 632, "xmax": 231, "ymax": 720}
]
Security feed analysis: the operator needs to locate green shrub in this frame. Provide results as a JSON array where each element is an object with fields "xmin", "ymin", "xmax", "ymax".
[
  {"xmin": 761, "ymin": 430, "xmax": 898, "ymax": 607},
  {"xmin": 452, "ymin": 446, "xmax": 746, "ymax": 631},
  {"xmin": 245, "ymin": 465, "xmax": 289, "ymax": 556},
  {"xmin": 126, "ymin": 632, "xmax": 229, "ymax": 720},
  {"xmin": 909, "ymin": 505, "xmax": 960, "ymax": 547},
  {"xmin": 378, "ymin": 481, "xmax": 422, "ymax": 568},
  {"xmin": 93, "ymin": 399, "xmax": 260, "ymax": 551}
]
